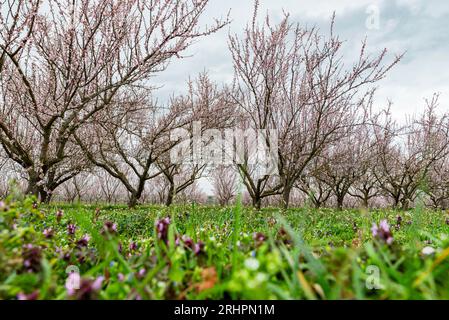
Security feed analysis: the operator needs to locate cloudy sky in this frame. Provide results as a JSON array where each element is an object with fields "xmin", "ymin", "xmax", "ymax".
[{"xmin": 155, "ymin": 0, "xmax": 449, "ymax": 120}]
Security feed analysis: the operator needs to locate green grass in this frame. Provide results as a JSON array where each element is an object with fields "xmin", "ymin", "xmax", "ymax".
[{"xmin": 1, "ymin": 195, "xmax": 449, "ymax": 300}]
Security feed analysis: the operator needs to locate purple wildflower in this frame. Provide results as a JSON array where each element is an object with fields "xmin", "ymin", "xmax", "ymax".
[
  {"xmin": 61, "ymin": 251, "xmax": 72, "ymax": 262},
  {"xmin": 253, "ymin": 232, "xmax": 266, "ymax": 243},
  {"xmin": 43, "ymin": 228, "xmax": 54, "ymax": 239},
  {"xmin": 22, "ymin": 244, "xmax": 42, "ymax": 273},
  {"xmin": 56, "ymin": 209, "xmax": 64, "ymax": 222},
  {"xmin": 17, "ymin": 291, "xmax": 39, "ymax": 300},
  {"xmin": 395, "ymin": 215, "xmax": 402, "ymax": 230},
  {"xmin": 182, "ymin": 235, "xmax": 194, "ymax": 249},
  {"xmin": 136, "ymin": 268, "xmax": 146, "ymax": 280},
  {"xmin": 102, "ymin": 221, "xmax": 118, "ymax": 236},
  {"xmin": 92, "ymin": 276, "xmax": 104, "ymax": 291},
  {"xmin": 194, "ymin": 241, "xmax": 205, "ymax": 256},
  {"xmin": 76, "ymin": 234, "xmax": 91, "ymax": 248},
  {"xmin": 371, "ymin": 219, "xmax": 394, "ymax": 245},
  {"xmin": 67, "ymin": 224, "xmax": 77, "ymax": 236},
  {"xmin": 67, "ymin": 276, "xmax": 104, "ymax": 300},
  {"xmin": 129, "ymin": 241, "xmax": 138, "ymax": 251},
  {"xmin": 155, "ymin": 217, "xmax": 171, "ymax": 243}
]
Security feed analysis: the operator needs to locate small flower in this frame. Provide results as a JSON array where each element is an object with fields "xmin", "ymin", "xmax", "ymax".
[
  {"xmin": 102, "ymin": 221, "xmax": 118, "ymax": 235},
  {"xmin": 56, "ymin": 209, "xmax": 64, "ymax": 222},
  {"xmin": 136, "ymin": 268, "xmax": 146, "ymax": 279},
  {"xmin": 67, "ymin": 224, "xmax": 77, "ymax": 236},
  {"xmin": 22, "ymin": 244, "xmax": 42, "ymax": 273},
  {"xmin": 61, "ymin": 251, "xmax": 72, "ymax": 262},
  {"xmin": 155, "ymin": 217, "xmax": 171, "ymax": 243},
  {"xmin": 194, "ymin": 241, "xmax": 205, "ymax": 256},
  {"xmin": 395, "ymin": 215, "xmax": 402, "ymax": 230},
  {"xmin": 32, "ymin": 202, "xmax": 38, "ymax": 209},
  {"xmin": 253, "ymin": 232, "xmax": 266, "ymax": 244},
  {"xmin": 277, "ymin": 228, "xmax": 292, "ymax": 245},
  {"xmin": 17, "ymin": 291, "xmax": 39, "ymax": 300},
  {"xmin": 67, "ymin": 276, "xmax": 104, "ymax": 300},
  {"xmin": 76, "ymin": 234, "xmax": 91, "ymax": 248},
  {"xmin": 118, "ymin": 273, "xmax": 125, "ymax": 282},
  {"xmin": 445, "ymin": 217, "xmax": 449, "ymax": 226},
  {"xmin": 129, "ymin": 241, "xmax": 138, "ymax": 251},
  {"xmin": 371, "ymin": 219, "xmax": 394, "ymax": 245},
  {"xmin": 244, "ymin": 257, "xmax": 260, "ymax": 271},
  {"xmin": 43, "ymin": 228, "xmax": 54, "ymax": 239},
  {"xmin": 182, "ymin": 235, "xmax": 194, "ymax": 249},
  {"xmin": 92, "ymin": 276, "xmax": 104, "ymax": 291},
  {"xmin": 422, "ymin": 246, "xmax": 436, "ymax": 256}
]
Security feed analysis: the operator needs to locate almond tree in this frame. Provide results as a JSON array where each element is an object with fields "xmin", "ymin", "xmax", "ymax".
[
  {"xmin": 228, "ymin": 1, "xmax": 402, "ymax": 209},
  {"xmin": 209, "ymin": 165, "xmax": 237, "ymax": 206},
  {"xmin": 348, "ymin": 115, "xmax": 383, "ymax": 208},
  {"xmin": 0, "ymin": 0, "xmax": 39, "ymax": 74},
  {"xmin": 153, "ymin": 73, "xmax": 235, "ymax": 207},
  {"xmin": 94, "ymin": 169, "xmax": 124, "ymax": 204},
  {"xmin": 156, "ymin": 158, "xmax": 206, "ymax": 206},
  {"xmin": 374, "ymin": 96, "xmax": 449, "ymax": 209},
  {"xmin": 425, "ymin": 157, "xmax": 449, "ymax": 209},
  {"xmin": 0, "ymin": 0, "xmax": 228, "ymax": 202},
  {"xmin": 311, "ymin": 144, "xmax": 360, "ymax": 210},
  {"xmin": 296, "ymin": 166, "xmax": 332, "ymax": 209},
  {"xmin": 77, "ymin": 72, "xmax": 231, "ymax": 207},
  {"xmin": 76, "ymin": 92, "xmax": 188, "ymax": 207},
  {"xmin": 315, "ymin": 109, "xmax": 380, "ymax": 210}
]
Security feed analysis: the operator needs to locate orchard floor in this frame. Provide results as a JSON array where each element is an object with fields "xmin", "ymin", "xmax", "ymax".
[{"xmin": 1, "ymin": 198, "xmax": 449, "ymax": 299}]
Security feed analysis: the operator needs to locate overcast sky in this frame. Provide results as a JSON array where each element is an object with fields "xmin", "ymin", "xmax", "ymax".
[{"xmin": 155, "ymin": 0, "xmax": 449, "ymax": 120}]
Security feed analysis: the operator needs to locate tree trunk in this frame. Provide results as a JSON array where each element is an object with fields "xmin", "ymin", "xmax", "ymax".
[
  {"xmin": 26, "ymin": 179, "xmax": 52, "ymax": 203},
  {"xmin": 362, "ymin": 191, "xmax": 369, "ymax": 208},
  {"xmin": 401, "ymin": 198, "xmax": 410, "ymax": 211},
  {"xmin": 392, "ymin": 192, "xmax": 401, "ymax": 209},
  {"xmin": 39, "ymin": 189, "xmax": 51, "ymax": 203},
  {"xmin": 252, "ymin": 196, "xmax": 261, "ymax": 210},
  {"xmin": 336, "ymin": 195, "xmax": 344, "ymax": 211},
  {"xmin": 128, "ymin": 193, "xmax": 139, "ymax": 208},
  {"xmin": 165, "ymin": 191, "xmax": 174, "ymax": 207},
  {"xmin": 165, "ymin": 182, "xmax": 175, "ymax": 207},
  {"xmin": 282, "ymin": 185, "xmax": 291, "ymax": 209},
  {"xmin": 362, "ymin": 196, "xmax": 369, "ymax": 208}
]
